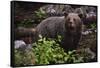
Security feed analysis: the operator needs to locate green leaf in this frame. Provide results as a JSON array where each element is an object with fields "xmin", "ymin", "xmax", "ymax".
[
  {"xmin": 39, "ymin": 34, "xmax": 42, "ymax": 39},
  {"xmin": 64, "ymin": 57, "xmax": 68, "ymax": 61}
]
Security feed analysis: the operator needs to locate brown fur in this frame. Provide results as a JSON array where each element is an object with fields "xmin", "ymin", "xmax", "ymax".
[{"xmin": 36, "ymin": 13, "xmax": 83, "ymax": 51}]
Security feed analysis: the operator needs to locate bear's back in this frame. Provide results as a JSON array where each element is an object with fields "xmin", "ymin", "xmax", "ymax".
[{"xmin": 36, "ymin": 16, "xmax": 66, "ymax": 38}]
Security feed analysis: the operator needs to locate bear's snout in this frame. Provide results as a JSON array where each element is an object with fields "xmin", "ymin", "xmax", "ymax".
[{"xmin": 68, "ymin": 22, "xmax": 76, "ymax": 30}]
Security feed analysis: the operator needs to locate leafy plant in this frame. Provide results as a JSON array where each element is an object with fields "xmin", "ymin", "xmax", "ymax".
[
  {"xmin": 16, "ymin": 8, "xmax": 47, "ymax": 28},
  {"xmin": 34, "ymin": 8, "xmax": 47, "ymax": 23},
  {"xmin": 87, "ymin": 22, "xmax": 96, "ymax": 29},
  {"xmin": 17, "ymin": 19, "xmax": 35, "ymax": 28},
  {"xmin": 32, "ymin": 35, "xmax": 84, "ymax": 65},
  {"xmin": 15, "ymin": 35, "xmax": 94, "ymax": 66},
  {"xmin": 15, "ymin": 48, "xmax": 35, "ymax": 66},
  {"xmin": 90, "ymin": 23, "xmax": 96, "ymax": 29}
]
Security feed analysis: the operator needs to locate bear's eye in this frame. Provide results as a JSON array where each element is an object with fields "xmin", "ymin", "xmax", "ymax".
[
  {"xmin": 67, "ymin": 18, "xmax": 70, "ymax": 21},
  {"xmin": 73, "ymin": 18, "xmax": 76, "ymax": 21}
]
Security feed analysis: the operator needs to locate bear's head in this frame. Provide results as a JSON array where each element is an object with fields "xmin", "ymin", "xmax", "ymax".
[{"xmin": 64, "ymin": 13, "xmax": 83, "ymax": 33}]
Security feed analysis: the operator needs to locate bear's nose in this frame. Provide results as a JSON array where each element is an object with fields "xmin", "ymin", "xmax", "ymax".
[
  {"xmin": 69, "ymin": 23, "xmax": 75, "ymax": 30},
  {"xmin": 69, "ymin": 22, "xmax": 74, "ymax": 26}
]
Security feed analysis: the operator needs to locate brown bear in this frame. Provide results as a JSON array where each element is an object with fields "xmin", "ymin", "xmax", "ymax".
[{"xmin": 36, "ymin": 13, "xmax": 83, "ymax": 51}]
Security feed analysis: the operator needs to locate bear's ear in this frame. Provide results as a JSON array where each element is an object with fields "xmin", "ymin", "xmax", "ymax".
[
  {"xmin": 78, "ymin": 13, "xmax": 83, "ymax": 18},
  {"xmin": 64, "ymin": 12, "xmax": 68, "ymax": 17}
]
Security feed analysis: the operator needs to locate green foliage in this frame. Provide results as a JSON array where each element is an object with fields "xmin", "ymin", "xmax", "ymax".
[
  {"xmin": 90, "ymin": 23, "xmax": 96, "ymax": 29},
  {"xmin": 16, "ymin": 8, "xmax": 47, "ymax": 28},
  {"xmin": 15, "ymin": 49, "xmax": 35, "ymax": 66},
  {"xmin": 17, "ymin": 19, "xmax": 35, "ymax": 28},
  {"xmin": 87, "ymin": 22, "xmax": 96, "ymax": 29},
  {"xmin": 34, "ymin": 8, "xmax": 47, "ymax": 23},
  {"xmin": 32, "ymin": 35, "xmax": 84, "ymax": 65},
  {"xmin": 15, "ymin": 35, "xmax": 94, "ymax": 66}
]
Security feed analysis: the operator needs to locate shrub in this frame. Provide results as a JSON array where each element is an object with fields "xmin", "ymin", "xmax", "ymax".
[
  {"xmin": 87, "ymin": 22, "xmax": 97, "ymax": 29},
  {"xmin": 32, "ymin": 35, "xmax": 84, "ymax": 65},
  {"xmin": 15, "ymin": 35, "xmax": 94, "ymax": 66},
  {"xmin": 16, "ymin": 8, "xmax": 47, "ymax": 28},
  {"xmin": 17, "ymin": 19, "xmax": 35, "ymax": 28},
  {"xmin": 34, "ymin": 8, "xmax": 47, "ymax": 23},
  {"xmin": 15, "ymin": 48, "xmax": 35, "ymax": 66}
]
